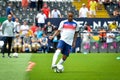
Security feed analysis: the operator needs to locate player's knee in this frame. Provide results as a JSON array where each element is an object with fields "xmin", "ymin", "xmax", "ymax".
[
  {"xmin": 63, "ymin": 55, "xmax": 67, "ymax": 61},
  {"xmin": 55, "ymin": 49, "xmax": 61, "ymax": 54}
]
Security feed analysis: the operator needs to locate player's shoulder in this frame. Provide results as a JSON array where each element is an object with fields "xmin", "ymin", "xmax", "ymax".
[
  {"xmin": 4, "ymin": 20, "xmax": 8, "ymax": 23},
  {"xmin": 73, "ymin": 19, "xmax": 78, "ymax": 23},
  {"xmin": 2, "ymin": 20, "xmax": 8, "ymax": 25}
]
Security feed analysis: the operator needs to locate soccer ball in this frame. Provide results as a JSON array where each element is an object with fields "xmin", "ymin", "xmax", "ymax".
[
  {"xmin": 55, "ymin": 65, "xmax": 64, "ymax": 73},
  {"xmin": 12, "ymin": 52, "xmax": 18, "ymax": 58}
]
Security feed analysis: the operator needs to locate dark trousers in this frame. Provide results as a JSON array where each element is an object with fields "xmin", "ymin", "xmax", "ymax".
[
  {"xmin": 1, "ymin": 37, "xmax": 13, "ymax": 56},
  {"xmin": 37, "ymin": 0, "xmax": 43, "ymax": 11}
]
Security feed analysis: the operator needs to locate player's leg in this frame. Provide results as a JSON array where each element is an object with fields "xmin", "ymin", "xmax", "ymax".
[
  {"xmin": 1, "ymin": 37, "xmax": 7, "ymax": 57},
  {"xmin": 57, "ymin": 54, "xmax": 67, "ymax": 65},
  {"xmin": 8, "ymin": 37, "xmax": 13, "ymax": 57},
  {"xmin": 57, "ymin": 43, "xmax": 71, "ymax": 65},
  {"xmin": 51, "ymin": 40, "xmax": 64, "ymax": 69},
  {"xmin": 13, "ymin": 45, "xmax": 17, "ymax": 52},
  {"xmin": 51, "ymin": 49, "xmax": 61, "ymax": 69},
  {"xmin": 18, "ymin": 45, "xmax": 22, "ymax": 53}
]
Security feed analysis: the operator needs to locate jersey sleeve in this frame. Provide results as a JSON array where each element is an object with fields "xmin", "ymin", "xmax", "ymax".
[
  {"xmin": 1, "ymin": 21, "xmax": 6, "ymax": 34},
  {"xmin": 75, "ymin": 22, "xmax": 79, "ymax": 32},
  {"xmin": 58, "ymin": 20, "xmax": 64, "ymax": 30}
]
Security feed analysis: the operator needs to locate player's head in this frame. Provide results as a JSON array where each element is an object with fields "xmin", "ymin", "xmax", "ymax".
[
  {"xmin": 67, "ymin": 11, "xmax": 74, "ymax": 22},
  {"xmin": 8, "ymin": 14, "xmax": 12, "ymax": 21}
]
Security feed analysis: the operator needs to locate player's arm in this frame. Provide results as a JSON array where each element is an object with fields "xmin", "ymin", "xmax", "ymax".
[
  {"xmin": 1, "ymin": 22, "xmax": 6, "ymax": 35},
  {"xmin": 49, "ymin": 20, "xmax": 63, "ymax": 40},
  {"xmin": 72, "ymin": 32, "xmax": 78, "ymax": 48},
  {"xmin": 49, "ymin": 30, "xmax": 60, "ymax": 40}
]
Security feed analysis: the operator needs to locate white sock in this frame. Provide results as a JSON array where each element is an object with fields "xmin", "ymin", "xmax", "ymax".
[
  {"xmin": 57, "ymin": 58, "xmax": 64, "ymax": 65},
  {"xmin": 52, "ymin": 49, "xmax": 61, "ymax": 66}
]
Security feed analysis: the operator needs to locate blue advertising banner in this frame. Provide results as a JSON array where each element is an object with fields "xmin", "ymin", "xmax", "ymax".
[{"xmin": 46, "ymin": 18, "xmax": 120, "ymax": 29}]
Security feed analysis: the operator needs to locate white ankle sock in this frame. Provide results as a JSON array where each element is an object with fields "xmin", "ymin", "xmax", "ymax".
[{"xmin": 57, "ymin": 58, "xmax": 64, "ymax": 65}]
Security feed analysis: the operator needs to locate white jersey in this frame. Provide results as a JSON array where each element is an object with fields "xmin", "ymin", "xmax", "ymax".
[
  {"xmin": 106, "ymin": 32, "xmax": 115, "ymax": 43},
  {"xmin": 79, "ymin": 7, "xmax": 88, "ymax": 18},
  {"xmin": 20, "ymin": 25, "xmax": 29, "ymax": 36},
  {"xmin": 58, "ymin": 19, "xmax": 79, "ymax": 46},
  {"xmin": 81, "ymin": 30, "xmax": 90, "ymax": 43},
  {"xmin": 36, "ymin": 13, "xmax": 46, "ymax": 23},
  {"xmin": 2, "ymin": 20, "xmax": 14, "ymax": 37}
]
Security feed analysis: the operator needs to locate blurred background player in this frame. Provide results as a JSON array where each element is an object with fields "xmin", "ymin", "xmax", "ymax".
[
  {"xmin": 108, "ymin": 21, "xmax": 118, "ymax": 31},
  {"xmin": 49, "ymin": 11, "xmax": 79, "ymax": 69},
  {"xmin": 1, "ymin": 14, "xmax": 14, "ymax": 58},
  {"xmin": 81, "ymin": 27, "xmax": 92, "ymax": 54}
]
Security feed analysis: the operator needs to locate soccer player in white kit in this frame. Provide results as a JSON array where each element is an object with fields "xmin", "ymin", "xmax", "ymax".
[{"xmin": 49, "ymin": 11, "xmax": 79, "ymax": 69}]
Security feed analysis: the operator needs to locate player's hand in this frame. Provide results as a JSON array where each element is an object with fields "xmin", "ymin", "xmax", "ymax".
[
  {"xmin": 72, "ymin": 41, "xmax": 76, "ymax": 48},
  {"xmin": 49, "ymin": 36, "xmax": 54, "ymax": 40}
]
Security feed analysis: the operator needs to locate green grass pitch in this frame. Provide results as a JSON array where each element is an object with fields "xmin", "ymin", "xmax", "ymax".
[{"xmin": 0, "ymin": 53, "xmax": 120, "ymax": 80}]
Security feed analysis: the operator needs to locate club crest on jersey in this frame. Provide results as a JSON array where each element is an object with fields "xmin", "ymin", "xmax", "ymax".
[{"xmin": 73, "ymin": 24, "xmax": 76, "ymax": 27}]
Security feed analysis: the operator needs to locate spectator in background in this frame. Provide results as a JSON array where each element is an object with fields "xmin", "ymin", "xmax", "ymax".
[
  {"xmin": 36, "ymin": 9, "xmax": 47, "ymax": 28},
  {"xmin": 13, "ymin": 34, "xmax": 22, "ymax": 53},
  {"xmin": 98, "ymin": 0, "xmax": 103, "ymax": 10},
  {"xmin": 37, "ymin": 0, "xmax": 43, "ymax": 11},
  {"xmin": 99, "ymin": 27, "xmax": 106, "ymax": 42},
  {"xmin": 6, "ymin": 2, "xmax": 13, "ymax": 16},
  {"xmin": 30, "ymin": 23, "xmax": 38, "ymax": 34},
  {"xmin": 35, "ymin": 27, "xmax": 43, "ymax": 39},
  {"xmin": 20, "ymin": 20, "xmax": 29, "ymax": 37},
  {"xmin": 102, "ymin": 0, "xmax": 111, "ymax": 8},
  {"xmin": 85, "ymin": 23, "xmax": 92, "ymax": 32},
  {"xmin": 118, "ymin": 0, "xmax": 120, "ymax": 8},
  {"xmin": 22, "ymin": 33, "xmax": 32, "ymax": 52},
  {"xmin": 14, "ymin": 18, "xmax": 21, "ymax": 34},
  {"xmin": 39, "ymin": 33, "xmax": 48, "ymax": 53},
  {"xmin": 108, "ymin": 21, "xmax": 118, "ymax": 31},
  {"xmin": 106, "ymin": 29, "xmax": 115, "ymax": 44},
  {"xmin": 51, "ymin": 7, "xmax": 62, "ymax": 18},
  {"xmin": 79, "ymin": 3, "xmax": 89, "ymax": 18},
  {"xmin": 31, "ymin": 33, "xmax": 41, "ymax": 52},
  {"xmin": 30, "ymin": 0, "xmax": 37, "ymax": 11},
  {"xmin": 44, "ymin": 21, "xmax": 56, "ymax": 36},
  {"xmin": 22, "ymin": 0, "xmax": 29, "ymax": 11},
  {"xmin": 6, "ymin": 2, "xmax": 16, "ymax": 21},
  {"xmin": 42, "ymin": 3, "xmax": 50, "ymax": 18},
  {"xmin": 89, "ymin": 0, "xmax": 97, "ymax": 18},
  {"xmin": 113, "ymin": 8, "xmax": 120, "ymax": 18}
]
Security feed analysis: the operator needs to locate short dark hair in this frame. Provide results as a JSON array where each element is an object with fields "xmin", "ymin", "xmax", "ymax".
[{"xmin": 68, "ymin": 11, "xmax": 74, "ymax": 14}]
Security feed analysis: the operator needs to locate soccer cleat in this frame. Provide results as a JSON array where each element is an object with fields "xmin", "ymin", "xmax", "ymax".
[{"xmin": 51, "ymin": 65, "xmax": 57, "ymax": 69}]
